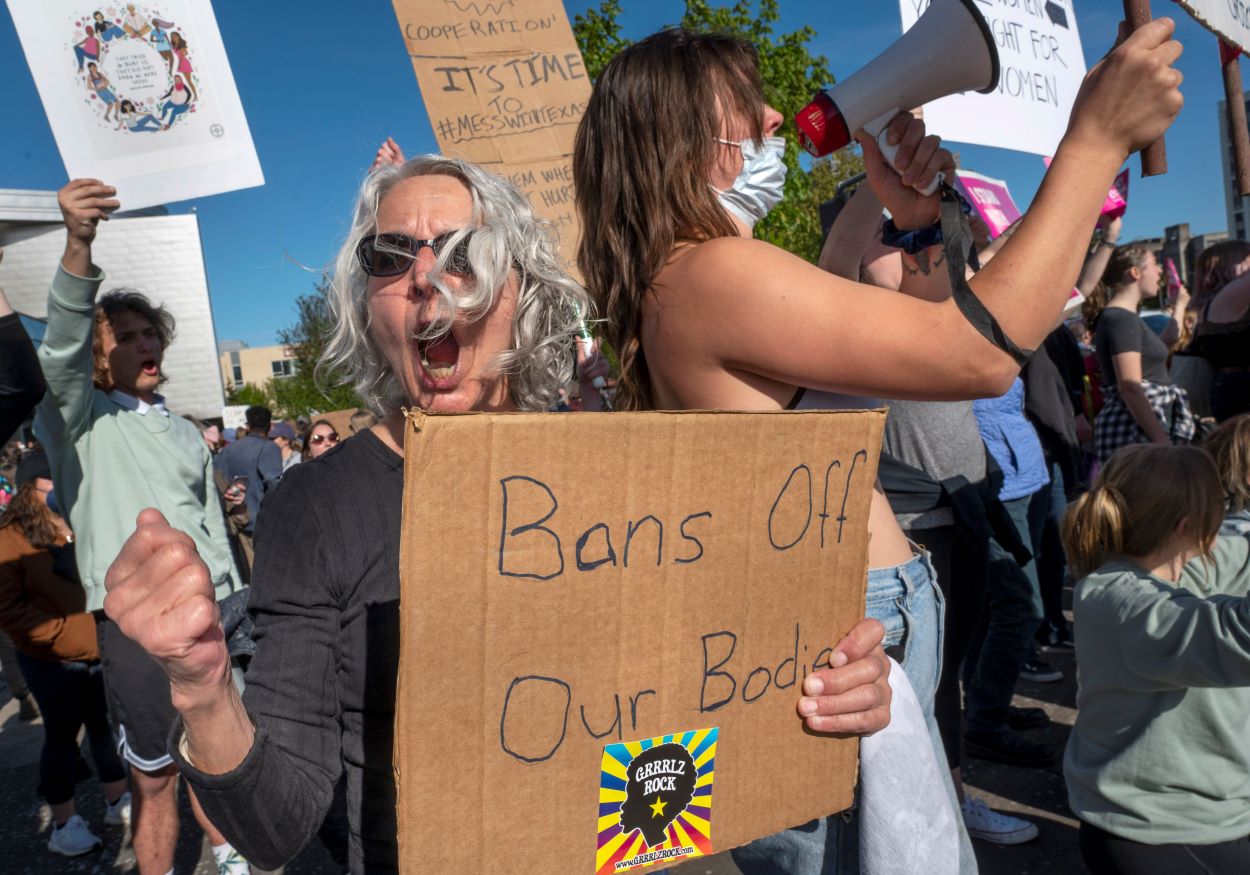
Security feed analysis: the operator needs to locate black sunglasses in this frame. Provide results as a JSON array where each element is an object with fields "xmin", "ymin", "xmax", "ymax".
[{"xmin": 355, "ymin": 231, "xmax": 474, "ymax": 278}]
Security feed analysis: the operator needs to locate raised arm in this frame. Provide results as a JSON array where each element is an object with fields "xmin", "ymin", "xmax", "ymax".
[
  {"xmin": 1077, "ymin": 215, "xmax": 1121, "ymax": 298},
  {"xmin": 818, "ymin": 181, "xmax": 882, "ymax": 280},
  {"xmin": 35, "ymin": 181, "xmax": 119, "ymax": 445},
  {"xmin": 105, "ymin": 497, "xmax": 343, "ymax": 870},
  {"xmin": 661, "ymin": 20, "xmax": 1182, "ymax": 403}
]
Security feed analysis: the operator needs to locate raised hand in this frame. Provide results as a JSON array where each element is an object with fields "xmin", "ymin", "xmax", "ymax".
[
  {"xmin": 58, "ymin": 179, "xmax": 118, "ymax": 247},
  {"xmin": 104, "ymin": 509, "xmax": 231, "ymax": 710},
  {"xmin": 58, "ymin": 179, "xmax": 118, "ymax": 276},
  {"xmin": 1067, "ymin": 18, "xmax": 1183, "ymax": 163},
  {"xmin": 856, "ymin": 114, "xmax": 954, "ymax": 231},
  {"xmin": 371, "ymin": 136, "xmax": 407, "ymax": 171},
  {"xmin": 797, "ymin": 617, "xmax": 892, "ymax": 735}
]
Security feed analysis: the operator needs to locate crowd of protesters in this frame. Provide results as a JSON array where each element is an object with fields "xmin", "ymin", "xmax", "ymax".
[{"xmin": 3, "ymin": 14, "xmax": 1250, "ymax": 875}]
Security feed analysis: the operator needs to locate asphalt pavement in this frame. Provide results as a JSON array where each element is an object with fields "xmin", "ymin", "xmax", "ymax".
[{"xmin": 0, "ymin": 646, "xmax": 1082, "ymax": 874}]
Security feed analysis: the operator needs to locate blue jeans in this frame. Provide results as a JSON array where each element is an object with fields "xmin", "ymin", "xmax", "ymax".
[
  {"xmin": 732, "ymin": 547, "xmax": 975, "ymax": 874},
  {"xmin": 74, "ymin": 46, "xmax": 98, "ymax": 70},
  {"xmin": 129, "ymin": 114, "xmax": 162, "ymax": 132},
  {"xmin": 963, "ymin": 494, "xmax": 1045, "ymax": 734},
  {"xmin": 160, "ymin": 101, "xmax": 189, "ymax": 124}
]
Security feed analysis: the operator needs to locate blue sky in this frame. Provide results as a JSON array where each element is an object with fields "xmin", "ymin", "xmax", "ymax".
[{"xmin": 0, "ymin": 1, "xmax": 1234, "ymax": 346}]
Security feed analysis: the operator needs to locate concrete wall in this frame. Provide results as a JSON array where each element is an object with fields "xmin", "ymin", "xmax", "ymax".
[{"xmin": 0, "ymin": 209, "xmax": 226, "ymax": 420}]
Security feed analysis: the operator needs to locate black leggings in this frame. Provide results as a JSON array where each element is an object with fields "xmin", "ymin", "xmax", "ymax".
[
  {"xmin": 1080, "ymin": 821, "xmax": 1250, "ymax": 874},
  {"xmin": 17, "ymin": 653, "xmax": 126, "ymax": 805}
]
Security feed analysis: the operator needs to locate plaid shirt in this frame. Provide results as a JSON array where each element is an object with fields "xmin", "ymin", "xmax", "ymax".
[{"xmin": 1093, "ymin": 380, "xmax": 1195, "ymax": 462}]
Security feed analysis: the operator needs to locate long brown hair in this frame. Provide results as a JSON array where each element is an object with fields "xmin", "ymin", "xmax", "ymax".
[
  {"xmin": 1203, "ymin": 414, "xmax": 1250, "ymax": 513},
  {"xmin": 1062, "ymin": 444, "xmax": 1223, "ymax": 577},
  {"xmin": 0, "ymin": 482, "xmax": 61, "ymax": 550},
  {"xmin": 1080, "ymin": 245, "xmax": 1152, "ymax": 330},
  {"xmin": 1191, "ymin": 240, "xmax": 1250, "ymax": 312},
  {"xmin": 574, "ymin": 29, "xmax": 766, "ymax": 411}
]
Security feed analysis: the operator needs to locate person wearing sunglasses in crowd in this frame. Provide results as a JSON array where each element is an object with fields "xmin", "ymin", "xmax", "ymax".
[
  {"xmin": 303, "ymin": 419, "xmax": 339, "ymax": 460},
  {"xmin": 97, "ymin": 154, "xmax": 894, "ymax": 872}
]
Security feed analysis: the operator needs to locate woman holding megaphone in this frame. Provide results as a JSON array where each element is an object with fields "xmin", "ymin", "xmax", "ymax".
[{"xmin": 574, "ymin": 14, "xmax": 1183, "ymax": 873}]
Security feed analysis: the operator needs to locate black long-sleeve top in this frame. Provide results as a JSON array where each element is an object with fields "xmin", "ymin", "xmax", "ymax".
[
  {"xmin": 0, "ymin": 312, "xmax": 46, "ymax": 445},
  {"xmin": 171, "ymin": 430, "xmax": 404, "ymax": 872}
]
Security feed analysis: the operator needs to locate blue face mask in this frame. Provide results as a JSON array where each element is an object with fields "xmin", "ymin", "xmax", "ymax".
[
  {"xmin": 714, "ymin": 136, "xmax": 788, "ymax": 229},
  {"xmin": 46, "ymin": 489, "xmax": 60, "ymax": 516}
]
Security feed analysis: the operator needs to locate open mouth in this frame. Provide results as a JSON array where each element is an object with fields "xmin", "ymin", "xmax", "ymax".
[
  {"xmin": 140, "ymin": 359, "xmax": 159, "ymax": 377},
  {"xmin": 416, "ymin": 327, "xmax": 461, "ymax": 385}
]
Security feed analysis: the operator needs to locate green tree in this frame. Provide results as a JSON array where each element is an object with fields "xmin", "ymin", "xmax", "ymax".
[
  {"xmin": 269, "ymin": 275, "xmax": 364, "ymax": 419},
  {"xmin": 225, "ymin": 382, "xmax": 271, "ymax": 408},
  {"xmin": 573, "ymin": 0, "xmax": 862, "ymax": 262}
]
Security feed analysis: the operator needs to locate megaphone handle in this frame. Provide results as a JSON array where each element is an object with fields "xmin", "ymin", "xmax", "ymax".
[
  {"xmin": 1121, "ymin": 0, "xmax": 1167, "ymax": 177},
  {"xmin": 863, "ymin": 111, "xmax": 942, "ymax": 196}
]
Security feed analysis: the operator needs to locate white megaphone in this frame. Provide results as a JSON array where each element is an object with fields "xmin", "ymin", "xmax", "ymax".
[{"xmin": 795, "ymin": 0, "xmax": 999, "ymax": 195}]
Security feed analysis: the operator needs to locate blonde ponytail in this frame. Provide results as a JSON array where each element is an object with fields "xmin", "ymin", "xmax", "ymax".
[
  {"xmin": 1063, "ymin": 487, "xmax": 1128, "ymax": 578},
  {"xmin": 1062, "ymin": 445, "xmax": 1224, "ymax": 578}
]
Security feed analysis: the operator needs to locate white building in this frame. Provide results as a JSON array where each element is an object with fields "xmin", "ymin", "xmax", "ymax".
[{"xmin": 0, "ymin": 189, "xmax": 227, "ymax": 420}]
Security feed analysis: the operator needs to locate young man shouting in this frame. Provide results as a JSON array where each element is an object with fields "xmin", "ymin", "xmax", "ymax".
[{"xmin": 35, "ymin": 179, "xmax": 246, "ymax": 875}]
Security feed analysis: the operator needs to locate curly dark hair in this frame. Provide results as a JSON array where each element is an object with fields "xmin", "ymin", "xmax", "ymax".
[{"xmin": 91, "ymin": 289, "xmax": 176, "ymax": 392}]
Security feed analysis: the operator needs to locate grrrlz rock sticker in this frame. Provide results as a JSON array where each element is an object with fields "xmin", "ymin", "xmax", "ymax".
[{"xmin": 596, "ymin": 728, "xmax": 717, "ymax": 874}]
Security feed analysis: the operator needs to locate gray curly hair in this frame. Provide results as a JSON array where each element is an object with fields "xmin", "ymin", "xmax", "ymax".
[{"xmin": 319, "ymin": 154, "xmax": 592, "ymax": 414}]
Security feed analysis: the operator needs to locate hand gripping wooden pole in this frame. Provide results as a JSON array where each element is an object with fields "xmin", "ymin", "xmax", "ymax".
[{"xmin": 1122, "ymin": 0, "xmax": 1168, "ymax": 176}]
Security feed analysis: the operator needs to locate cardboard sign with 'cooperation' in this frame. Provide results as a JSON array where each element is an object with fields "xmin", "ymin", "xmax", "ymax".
[
  {"xmin": 389, "ymin": 0, "xmax": 589, "ymax": 266},
  {"xmin": 395, "ymin": 409, "xmax": 884, "ymax": 873}
]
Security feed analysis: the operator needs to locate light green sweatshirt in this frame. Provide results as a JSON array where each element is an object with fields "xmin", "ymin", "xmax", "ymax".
[
  {"xmin": 34, "ymin": 265, "xmax": 240, "ymax": 610},
  {"xmin": 1065, "ymin": 534, "xmax": 1250, "ymax": 845}
]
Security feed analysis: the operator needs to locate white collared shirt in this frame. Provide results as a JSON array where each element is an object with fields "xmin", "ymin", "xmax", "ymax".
[{"xmin": 109, "ymin": 389, "xmax": 169, "ymax": 418}]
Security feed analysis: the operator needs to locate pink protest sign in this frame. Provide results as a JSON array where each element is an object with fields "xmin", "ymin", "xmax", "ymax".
[
  {"xmin": 1165, "ymin": 257, "xmax": 1183, "ymax": 301},
  {"xmin": 954, "ymin": 171, "xmax": 1022, "ymax": 238},
  {"xmin": 1044, "ymin": 157, "xmax": 1129, "ymax": 220},
  {"xmin": 1103, "ymin": 169, "xmax": 1129, "ymax": 219}
]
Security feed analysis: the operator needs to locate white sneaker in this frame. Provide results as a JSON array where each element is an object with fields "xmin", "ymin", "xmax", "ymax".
[
  {"xmin": 961, "ymin": 797, "xmax": 1039, "ymax": 845},
  {"xmin": 47, "ymin": 814, "xmax": 103, "ymax": 857},
  {"xmin": 104, "ymin": 791, "xmax": 131, "ymax": 827}
]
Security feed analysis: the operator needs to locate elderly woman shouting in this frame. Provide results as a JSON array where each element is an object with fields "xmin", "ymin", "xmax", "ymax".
[{"xmin": 101, "ymin": 156, "xmax": 892, "ymax": 872}]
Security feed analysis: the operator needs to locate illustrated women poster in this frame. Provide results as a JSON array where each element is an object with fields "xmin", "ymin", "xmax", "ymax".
[{"xmin": 7, "ymin": 1, "xmax": 263, "ymax": 209}]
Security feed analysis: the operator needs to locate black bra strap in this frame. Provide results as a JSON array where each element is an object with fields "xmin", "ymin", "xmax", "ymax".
[{"xmin": 786, "ymin": 387, "xmax": 807, "ymax": 410}]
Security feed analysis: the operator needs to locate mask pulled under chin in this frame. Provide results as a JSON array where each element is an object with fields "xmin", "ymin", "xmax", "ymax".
[{"xmin": 714, "ymin": 136, "xmax": 788, "ymax": 230}]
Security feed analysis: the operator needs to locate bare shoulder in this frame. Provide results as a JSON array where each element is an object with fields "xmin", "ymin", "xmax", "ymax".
[{"xmin": 663, "ymin": 237, "xmax": 809, "ymax": 293}]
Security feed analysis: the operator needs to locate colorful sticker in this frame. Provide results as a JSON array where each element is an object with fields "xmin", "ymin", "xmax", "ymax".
[{"xmin": 596, "ymin": 728, "xmax": 717, "ymax": 874}]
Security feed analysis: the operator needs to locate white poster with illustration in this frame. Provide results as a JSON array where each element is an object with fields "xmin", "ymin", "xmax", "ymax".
[{"xmin": 7, "ymin": 0, "xmax": 263, "ymax": 210}]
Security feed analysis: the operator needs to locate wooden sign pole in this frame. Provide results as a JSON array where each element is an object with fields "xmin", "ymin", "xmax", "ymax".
[
  {"xmin": 1122, "ymin": 0, "xmax": 1168, "ymax": 176},
  {"xmin": 1221, "ymin": 39, "xmax": 1250, "ymax": 196}
]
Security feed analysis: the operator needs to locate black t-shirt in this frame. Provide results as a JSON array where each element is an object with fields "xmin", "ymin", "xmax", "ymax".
[
  {"xmin": 0, "ymin": 313, "xmax": 46, "ymax": 445},
  {"xmin": 174, "ymin": 429, "xmax": 404, "ymax": 873},
  {"xmin": 1094, "ymin": 307, "xmax": 1172, "ymax": 387}
]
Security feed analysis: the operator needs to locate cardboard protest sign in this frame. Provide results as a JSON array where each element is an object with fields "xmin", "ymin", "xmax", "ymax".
[
  {"xmin": 6, "ymin": 0, "xmax": 263, "ymax": 211},
  {"xmin": 1174, "ymin": 0, "xmax": 1250, "ymax": 52},
  {"xmin": 390, "ymin": 0, "xmax": 590, "ymax": 265},
  {"xmin": 954, "ymin": 170, "xmax": 1022, "ymax": 237},
  {"xmin": 395, "ymin": 409, "xmax": 884, "ymax": 873},
  {"xmin": 899, "ymin": 0, "xmax": 1087, "ymax": 156}
]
